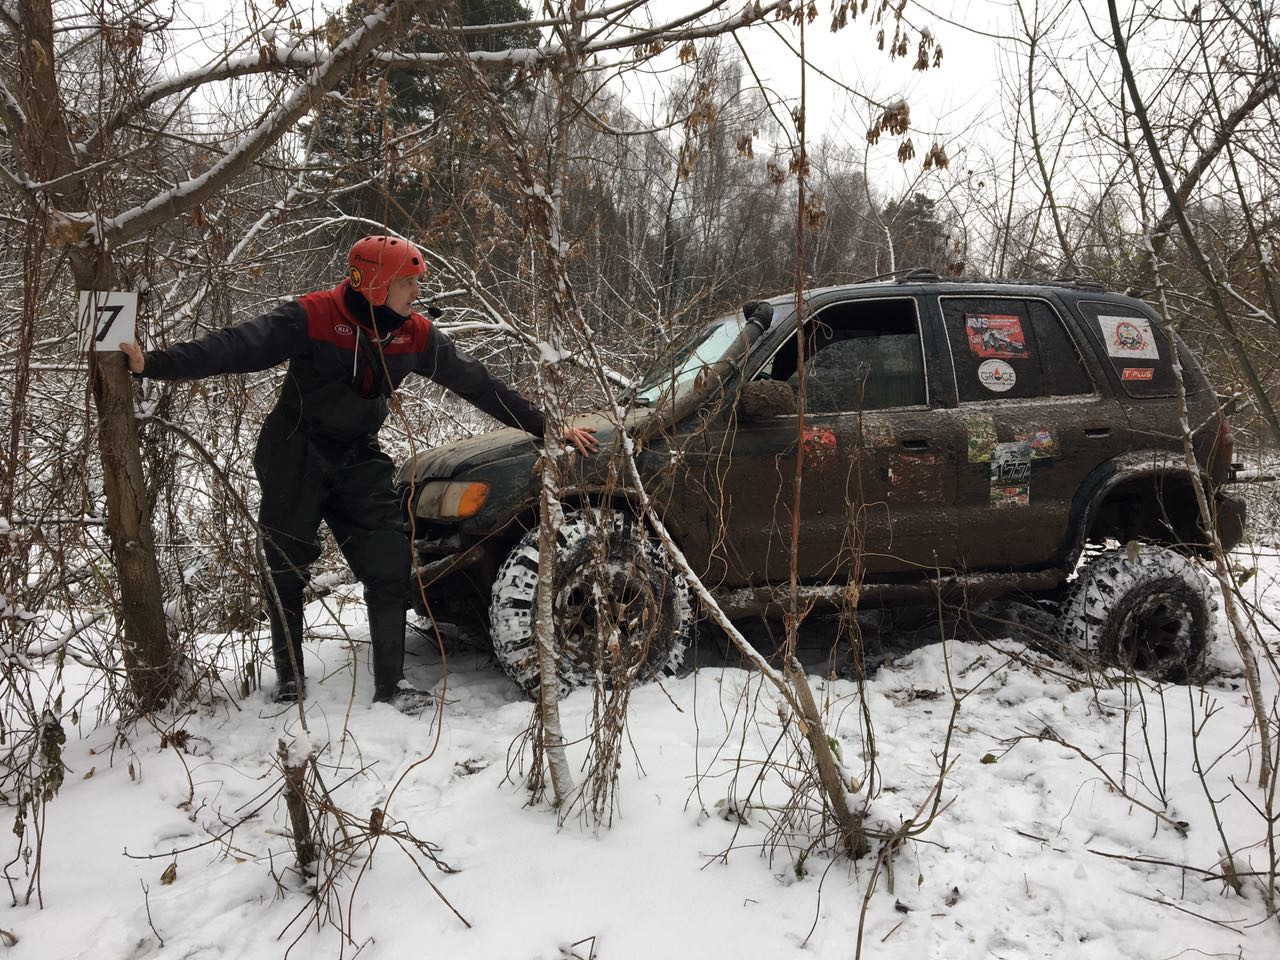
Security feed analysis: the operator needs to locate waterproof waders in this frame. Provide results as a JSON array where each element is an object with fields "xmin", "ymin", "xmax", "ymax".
[{"xmin": 255, "ymin": 412, "xmax": 411, "ymax": 701}]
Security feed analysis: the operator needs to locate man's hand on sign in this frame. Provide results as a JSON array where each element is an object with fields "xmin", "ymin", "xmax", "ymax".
[{"xmin": 119, "ymin": 342, "xmax": 145, "ymax": 374}]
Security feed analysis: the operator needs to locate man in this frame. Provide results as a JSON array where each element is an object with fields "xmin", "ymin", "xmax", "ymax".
[{"xmin": 121, "ymin": 235, "xmax": 597, "ymax": 713}]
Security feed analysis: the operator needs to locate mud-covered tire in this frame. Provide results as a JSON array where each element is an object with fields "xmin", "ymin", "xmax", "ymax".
[
  {"xmin": 1059, "ymin": 545, "xmax": 1217, "ymax": 682},
  {"xmin": 489, "ymin": 511, "xmax": 693, "ymax": 698}
]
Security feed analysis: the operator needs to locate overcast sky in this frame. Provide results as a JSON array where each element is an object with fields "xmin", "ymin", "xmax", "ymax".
[
  {"xmin": 603, "ymin": 1, "xmax": 1018, "ymax": 186},
  {"xmin": 169, "ymin": 1, "xmax": 1024, "ymax": 193}
]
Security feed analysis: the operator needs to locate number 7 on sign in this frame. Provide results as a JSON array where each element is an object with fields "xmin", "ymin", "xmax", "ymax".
[{"xmin": 78, "ymin": 291, "xmax": 138, "ymax": 353}]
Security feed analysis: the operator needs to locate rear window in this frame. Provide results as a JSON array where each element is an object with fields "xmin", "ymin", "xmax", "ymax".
[{"xmin": 1075, "ymin": 300, "xmax": 1179, "ymax": 398}]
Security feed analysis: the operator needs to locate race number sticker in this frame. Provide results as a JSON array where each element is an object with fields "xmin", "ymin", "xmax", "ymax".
[
  {"xmin": 965, "ymin": 314, "xmax": 1028, "ymax": 359},
  {"xmin": 977, "ymin": 358, "xmax": 1017, "ymax": 392},
  {"xmin": 78, "ymin": 291, "xmax": 138, "ymax": 353},
  {"xmin": 990, "ymin": 440, "xmax": 1032, "ymax": 507},
  {"xmin": 1097, "ymin": 315, "xmax": 1160, "ymax": 360}
]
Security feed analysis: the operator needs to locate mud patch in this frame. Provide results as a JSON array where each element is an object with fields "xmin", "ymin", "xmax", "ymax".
[{"xmin": 888, "ymin": 452, "xmax": 947, "ymax": 500}]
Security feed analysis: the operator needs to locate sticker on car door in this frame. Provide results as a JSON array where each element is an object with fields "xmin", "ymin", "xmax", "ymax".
[
  {"xmin": 990, "ymin": 440, "xmax": 1032, "ymax": 507},
  {"xmin": 965, "ymin": 414, "xmax": 998, "ymax": 462}
]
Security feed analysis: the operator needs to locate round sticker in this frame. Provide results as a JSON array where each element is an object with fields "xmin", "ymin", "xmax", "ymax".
[
  {"xmin": 977, "ymin": 359, "xmax": 1016, "ymax": 393},
  {"xmin": 350, "ymin": 266, "xmax": 363, "ymax": 288}
]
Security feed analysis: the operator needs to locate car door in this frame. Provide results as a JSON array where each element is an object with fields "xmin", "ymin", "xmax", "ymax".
[
  {"xmin": 933, "ymin": 293, "xmax": 1130, "ymax": 571},
  {"xmin": 694, "ymin": 293, "xmax": 961, "ymax": 589}
]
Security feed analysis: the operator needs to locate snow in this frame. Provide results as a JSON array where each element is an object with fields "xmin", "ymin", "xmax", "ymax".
[
  {"xmin": 537, "ymin": 341, "xmax": 573, "ymax": 364},
  {"xmin": 5, "ymin": 561, "xmax": 1280, "ymax": 959}
]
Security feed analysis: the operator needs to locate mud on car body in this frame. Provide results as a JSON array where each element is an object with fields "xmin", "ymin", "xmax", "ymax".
[{"xmin": 397, "ymin": 275, "xmax": 1246, "ymax": 694}]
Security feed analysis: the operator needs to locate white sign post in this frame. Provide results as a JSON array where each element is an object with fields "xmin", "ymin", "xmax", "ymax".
[{"xmin": 78, "ymin": 290, "xmax": 138, "ymax": 353}]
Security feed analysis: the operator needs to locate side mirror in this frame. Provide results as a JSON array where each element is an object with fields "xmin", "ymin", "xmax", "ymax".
[{"xmin": 738, "ymin": 379, "xmax": 796, "ymax": 420}]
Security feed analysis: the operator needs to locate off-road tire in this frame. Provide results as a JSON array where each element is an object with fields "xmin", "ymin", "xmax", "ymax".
[
  {"xmin": 489, "ymin": 510, "xmax": 693, "ymax": 698},
  {"xmin": 1059, "ymin": 545, "xmax": 1217, "ymax": 682}
]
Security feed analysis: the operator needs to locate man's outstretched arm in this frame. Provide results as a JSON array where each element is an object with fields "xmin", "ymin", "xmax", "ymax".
[
  {"xmin": 419, "ymin": 325, "xmax": 597, "ymax": 455},
  {"xmin": 119, "ymin": 301, "xmax": 307, "ymax": 379}
]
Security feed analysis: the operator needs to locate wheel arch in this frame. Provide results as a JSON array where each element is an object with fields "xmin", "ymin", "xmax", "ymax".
[
  {"xmin": 1063, "ymin": 452, "xmax": 1213, "ymax": 569},
  {"xmin": 497, "ymin": 484, "xmax": 689, "ymax": 549}
]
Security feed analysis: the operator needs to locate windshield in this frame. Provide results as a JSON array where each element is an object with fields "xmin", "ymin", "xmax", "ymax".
[{"xmin": 631, "ymin": 314, "xmax": 748, "ymax": 406}]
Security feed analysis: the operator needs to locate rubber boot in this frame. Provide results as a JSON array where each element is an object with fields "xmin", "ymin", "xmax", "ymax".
[
  {"xmin": 268, "ymin": 591, "xmax": 306, "ymax": 701},
  {"xmin": 369, "ymin": 603, "xmax": 431, "ymax": 714}
]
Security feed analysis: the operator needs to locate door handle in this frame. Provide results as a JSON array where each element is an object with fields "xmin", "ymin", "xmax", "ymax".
[
  {"xmin": 901, "ymin": 438, "xmax": 929, "ymax": 450},
  {"xmin": 1084, "ymin": 426, "xmax": 1111, "ymax": 438}
]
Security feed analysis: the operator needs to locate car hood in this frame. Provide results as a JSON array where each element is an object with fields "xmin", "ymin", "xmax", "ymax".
[{"xmin": 395, "ymin": 411, "xmax": 634, "ymax": 485}]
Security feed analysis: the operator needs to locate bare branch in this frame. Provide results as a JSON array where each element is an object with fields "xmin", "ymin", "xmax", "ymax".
[{"xmin": 97, "ymin": 0, "xmax": 455, "ymax": 247}]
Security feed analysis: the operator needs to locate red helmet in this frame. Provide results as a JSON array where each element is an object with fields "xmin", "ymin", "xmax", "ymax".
[{"xmin": 347, "ymin": 235, "xmax": 427, "ymax": 306}]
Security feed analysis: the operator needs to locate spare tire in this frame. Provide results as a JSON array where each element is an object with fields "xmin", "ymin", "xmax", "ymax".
[
  {"xmin": 489, "ymin": 510, "xmax": 692, "ymax": 698},
  {"xmin": 1059, "ymin": 545, "xmax": 1217, "ymax": 682}
]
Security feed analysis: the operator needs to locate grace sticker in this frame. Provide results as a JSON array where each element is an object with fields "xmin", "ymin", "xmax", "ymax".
[
  {"xmin": 1098, "ymin": 314, "xmax": 1160, "ymax": 360},
  {"xmin": 977, "ymin": 358, "xmax": 1016, "ymax": 392}
]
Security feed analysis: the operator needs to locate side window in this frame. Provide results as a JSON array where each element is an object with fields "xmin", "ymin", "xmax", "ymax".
[
  {"xmin": 942, "ymin": 297, "xmax": 1092, "ymax": 402},
  {"xmin": 766, "ymin": 298, "xmax": 926, "ymax": 412},
  {"xmin": 1075, "ymin": 300, "xmax": 1177, "ymax": 398}
]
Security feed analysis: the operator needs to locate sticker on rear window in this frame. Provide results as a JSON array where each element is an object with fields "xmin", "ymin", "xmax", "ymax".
[
  {"xmin": 977, "ymin": 359, "xmax": 1016, "ymax": 392},
  {"xmin": 1098, "ymin": 315, "xmax": 1160, "ymax": 360},
  {"xmin": 1122, "ymin": 367, "xmax": 1154, "ymax": 381},
  {"xmin": 965, "ymin": 314, "xmax": 1029, "ymax": 359}
]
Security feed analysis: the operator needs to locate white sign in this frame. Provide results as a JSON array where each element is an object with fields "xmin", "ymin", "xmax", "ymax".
[
  {"xmin": 1097, "ymin": 314, "xmax": 1160, "ymax": 360},
  {"xmin": 977, "ymin": 358, "xmax": 1016, "ymax": 392},
  {"xmin": 78, "ymin": 290, "xmax": 138, "ymax": 353}
]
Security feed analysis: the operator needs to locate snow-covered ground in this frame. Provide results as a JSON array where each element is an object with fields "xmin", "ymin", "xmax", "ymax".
[{"xmin": 6, "ymin": 552, "xmax": 1280, "ymax": 960}]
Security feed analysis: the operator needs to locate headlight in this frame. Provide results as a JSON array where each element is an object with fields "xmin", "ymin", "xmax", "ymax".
[{"xmin": 413, "ymin": 481, "xmax": 489, "ymax": 519}]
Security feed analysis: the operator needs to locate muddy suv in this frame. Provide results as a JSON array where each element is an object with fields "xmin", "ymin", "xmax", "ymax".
[{"xmin": 398, "ymin": 276, "xmax": 1245, "ymax": 694}]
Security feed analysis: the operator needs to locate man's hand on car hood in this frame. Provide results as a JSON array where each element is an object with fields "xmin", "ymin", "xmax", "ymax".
[{"xmin": 562, "ymin": 425, "xmax": 599, "ymax": 456}]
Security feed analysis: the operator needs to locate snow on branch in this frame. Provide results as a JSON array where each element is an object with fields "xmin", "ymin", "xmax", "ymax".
[
  {"xmin": 83, "ymin": 45, "xmax": 326, "ymax": 157},
  {"xmin": 0, "ymin": 77, "xmax": 27, "ymax": 136},
  {"xmin": 587, "ymin": 0, "xmax": 782, "ymax": 53},
  {"xmin": 381, "ymin": 1, "xmax": 782, "ymax": 72}
]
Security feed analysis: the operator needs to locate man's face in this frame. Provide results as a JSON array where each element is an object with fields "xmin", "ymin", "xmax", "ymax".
[{"xmin": 384, "ymin": 274, "xmax": 421, "ymax": 315}]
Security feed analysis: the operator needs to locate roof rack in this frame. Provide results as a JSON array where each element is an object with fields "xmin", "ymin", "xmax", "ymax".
[
  {"xmin": 895, "ymin": 268, "xmax": 940, "ymax": 283},
  {"xmin": 1050, "ymin": 276, "xmax": 1108, "ymax": 291},
  {"xmin": 849, "ymin": 269, "xmax": 1111, "ymax": 291}
]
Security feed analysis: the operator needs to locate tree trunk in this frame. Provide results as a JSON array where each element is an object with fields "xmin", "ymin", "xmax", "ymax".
[
  {"xmin": 76, "ymin": 256, "xmax": 176, "ymax": 712},
  {"xmin": 17, "ymin": 0, "xmax": 175, "ymax": 710}
]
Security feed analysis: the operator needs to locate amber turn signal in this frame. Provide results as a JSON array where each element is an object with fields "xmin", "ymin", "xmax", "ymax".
[{"xmin": 414, "ymin": 481, "xmax": 489, "ymax": 519}]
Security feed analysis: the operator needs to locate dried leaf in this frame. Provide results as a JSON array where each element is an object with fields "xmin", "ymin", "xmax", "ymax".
[
  {"xmin": 980, "ymin": 753, "xmax": 998, "ymax": 764},
  {"xmin": 160, "ymin": 862, "xmax": 177, "ymax": 885},
  {"xmin": 82, "ymin": 767, "xmax": 95, "ymax": 780},
  {"xmin": 945, "ymin": 886, "xmax": 961, "ymax": 907}
]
